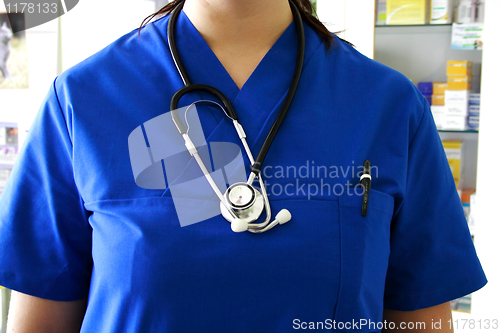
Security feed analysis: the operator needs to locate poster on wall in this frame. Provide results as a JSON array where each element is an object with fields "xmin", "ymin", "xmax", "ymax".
[
  {"xmin": 0, "ymin": 123, "xmax": 18, "ymax": 167},
  {"xmin": 0, "ymin": 168, "xmax": 11, "ymax": 197},
  {"xmin": 451, "ymin": 23, "xmax": 484, "ymax": 50},
  {"xmin": 0, "ymin": 123, "xmax": 18, "ymax": 197},
  {"xmin": 0, "ymin": 10, "xmax": 28, "ymax": 89}
]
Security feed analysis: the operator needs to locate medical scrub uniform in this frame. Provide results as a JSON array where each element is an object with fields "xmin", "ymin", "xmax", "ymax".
[{"xmin": 0, "ymin": 11, "xmax": 486, "ymax": 333}]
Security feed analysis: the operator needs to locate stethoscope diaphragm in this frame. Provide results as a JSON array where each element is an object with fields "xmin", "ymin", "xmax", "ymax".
[{"xmin": 221, "ymin": 183, "xmax": 265, "ymax": 225}]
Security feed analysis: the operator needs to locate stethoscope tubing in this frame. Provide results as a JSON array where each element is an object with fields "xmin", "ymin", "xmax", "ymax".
[
  {"xmin": 167, "ymin": 0, "xmax": 303, "ymax": 232},
  {"xmin": 250, "ymin": 1, "xmax": 305, "ymax": 175},
  {"xmin": 167, "ymin": 0, "xmax": 305, "ymax": 177},
  {"xmin": 170, "ymin": 84, "xmax": 238, "ymax": 135}
]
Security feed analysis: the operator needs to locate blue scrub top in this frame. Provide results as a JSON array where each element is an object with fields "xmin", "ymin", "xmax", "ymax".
[{"xmin": 0, "ymin": 11, "xmax": 486, "ymax": 332}]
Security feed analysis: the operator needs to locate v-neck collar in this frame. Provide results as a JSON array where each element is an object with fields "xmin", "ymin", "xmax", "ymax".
[
  {"xmin": 174, "ymin": 10, "xmax": 240, "ymax": 102},
  {"xmin": 164, "ymin": 10, "xmax": 322, "ymax": 153}
]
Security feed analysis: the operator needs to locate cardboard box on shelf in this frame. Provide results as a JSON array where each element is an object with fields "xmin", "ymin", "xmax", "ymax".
[
  {"xmin": 418, "ymin": 81, "xmax": 433, "ymax": 95},
  {"xmin": 444, "ymin": 90, "xmax": 469, "ymax": 116},
  {"xmin": 432, "ymin": 94, "xmax": 445, "ymax": 106},
  {"xmin": 445, "ymin": 90, "xmax": 470, "ymax": 104},
  {"xmin": 469, "ymin": 93, "xmax": 481, "ymax": 105},
  {"xmin": 469, "ymin": 105, "xmax": 480, "ymax": 116},
  {"xmin": 433, "ymin": 82, "xmax": 448, "ymax": 95},
  {"xmin": 447, "ymin": 76, "xmax": 473, "ymax": 90},
  {"xmin": 442, "ymin": 115, "xmax": 468, "ymax": 131},
  {"xmin": 468, "ymin": 116, "xmax": 480, "ymax": 129},
  {"xmin": 447, "ymin": 60, "xmax": 474, "ymax": 76},
  {"xmin": 442, "ymin": 140, "xmax": 464, "ymax": 187}
]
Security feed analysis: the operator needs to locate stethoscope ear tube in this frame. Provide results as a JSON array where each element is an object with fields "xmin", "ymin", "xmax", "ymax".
[
  {"xmin": 170, "ymin": 84, "xmax": 239, "ymax": 135},
  {"xmin": 167, "ymin": 0, "xmax": 190, "ymax": 86},
  {"xmin": 251, "ymin": 0, "xmax": 305, "ymax": 176},
  {"xmin": 168, "ymin": 1, "xmax": 239, "ymax": 136}
]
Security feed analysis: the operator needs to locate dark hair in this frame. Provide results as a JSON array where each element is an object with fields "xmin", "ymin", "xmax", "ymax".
[{"xmin": 139, "ymin": 0, "xmax": 339, "ymax": 50}]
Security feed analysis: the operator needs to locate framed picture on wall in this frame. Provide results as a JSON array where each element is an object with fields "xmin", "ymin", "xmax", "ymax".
[
  {"xmin": 0, "ymin": 122, "xmax": 17, "ymax": 197},
  {"xmin": 0, "ymin": 11, "xmax": 28, "ymax": 89},
  {"xmin": 0, "ymin": 123, "xmax": 18, "ymax": 168}
]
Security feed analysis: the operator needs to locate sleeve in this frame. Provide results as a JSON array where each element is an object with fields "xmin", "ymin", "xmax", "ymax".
[
  {"xmin": 0, "ymin": 80, "xmax": 93, "ymax": 301},
  {"xmin": 383, "ymin": 101, "xmax": 487, "ymax": 311}
]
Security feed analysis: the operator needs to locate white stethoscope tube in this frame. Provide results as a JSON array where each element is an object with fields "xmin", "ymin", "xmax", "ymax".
[
  {"xmin": 230, "ymin": 120, "xmax": 292, "ymax": 232},
  {"xmin": 182, "ymin": 133, "xmax": 238, "ymax": 220},
  {"xmin": 180, "ymin": 101, "xmax": 291, "ymax": 233}
]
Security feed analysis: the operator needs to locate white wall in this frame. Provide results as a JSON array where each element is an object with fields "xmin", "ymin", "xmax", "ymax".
[
  {"xmin": 60, "ymin": 0, "xmax": 155, "ymax": 71},
  {"xmin": 316, "ymin": 0, "xmax": 375, "ymax": 59},
  {"xmin": 470, "ymin": 0, "xmax": 500, "ymax": 323}
]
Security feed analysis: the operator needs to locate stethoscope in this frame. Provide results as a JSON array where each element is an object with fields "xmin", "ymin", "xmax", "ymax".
[{"xmin": 168, "ymin": 0, "xmax": 305, "ymax": 233}]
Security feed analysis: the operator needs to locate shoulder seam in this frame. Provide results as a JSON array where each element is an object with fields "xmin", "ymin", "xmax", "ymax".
[{"xmin": 52, "ymin": 77, "xmax": 74, "ymax": 148}]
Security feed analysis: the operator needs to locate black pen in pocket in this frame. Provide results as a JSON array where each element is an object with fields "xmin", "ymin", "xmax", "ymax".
[{"xmin": 360, "ymin": 160, "xmax": 371, "ymax": 216}]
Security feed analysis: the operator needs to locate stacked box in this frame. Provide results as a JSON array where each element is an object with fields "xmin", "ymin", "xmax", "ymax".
[
  {"xmin": 431, "ymin": 61, "xmax": 476, "ymax": 130},
  {"xmin": 469, "ymin": 93, "xmax": 480, "ymax": 105},
  {"xmin": 429, "ymin": 82, "xmax": 447, "ymax": 111},
  {"xmin": 431, "ymin": 105, "xmax": 446, "ymax": 130},
  {"xmin": 445, "ymin": 90, "xmax": 469, "ymax": 116},
  {"xmin": 468, "ymin": 116, "xmax": 480, "ymax": 128},
  {"xmin": 417, "ymin": 81, "xmax": 433, "ymax": 105},
  {"xmin": 433, "ymin": 82, "xmax": 448, "ymax": 95},
  {"xmin": 447, "ymin": 61, "xmax": 473, "ymax": 91},
  {"xmin": 442, "ymin": 116, "xmax": 468, "ymax": 131},
  {"xmin": 429, "ymin": 62, "xmax": 478, "ymax": 131},
  {"xmin": 431, "ymin": 90, "xmax": 470, "ymax": 130},
  {"xmin": 448, "ymin": 76, "xmax": 473, "ymax": 90},
  {"xmin": 432, "ymin": 94, "xmax": 445, "ymax": 106},
  {"xmin": 442, "ymin": 141, "xmax": 464, "ymax": 188},
  {"xmin": 447, "ymin": 61, "xmax": 473, "ymax": 76},
  {"xmin": 468, "ymin": 93, "xmax": 480, "ymax": 129}
]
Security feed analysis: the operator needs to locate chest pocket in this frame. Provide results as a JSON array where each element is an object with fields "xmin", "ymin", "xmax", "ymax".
[
  {"xmin": 84, "ymin": 189, "xmax": 393, "ymax": 332},
  {"xmin": 334, "ymin": 189, "xmax": 394, "ymax": 332}
]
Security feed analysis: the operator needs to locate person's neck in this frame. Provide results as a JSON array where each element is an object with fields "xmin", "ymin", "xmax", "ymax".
[{"xmin": 182, "ymin": 0, "xmax": 293, "ymax": 89}]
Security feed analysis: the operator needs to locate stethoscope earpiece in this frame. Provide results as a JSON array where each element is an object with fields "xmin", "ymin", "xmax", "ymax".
[
  {"xmin": 275, "ymin": 209, "xmax": 292, "ymax": 225},
  {"xmin": 231, "ymin": 209, "xmax": 292, "ymax": 234},
  {"xmin": 167, "ymin": 0, "xmax": 304, "ymax": 233},
  {"xmin": 231, "ymin": 220, "xmax": 249, "ymax": 233}
]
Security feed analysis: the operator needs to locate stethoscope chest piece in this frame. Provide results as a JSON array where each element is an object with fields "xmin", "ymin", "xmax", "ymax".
[{"xmin": 220, "ymin": 183, "xmax": 265, "ymax": 224}]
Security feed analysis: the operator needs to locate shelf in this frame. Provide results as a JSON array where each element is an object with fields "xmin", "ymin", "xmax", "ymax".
[
  {"xmin": 376, "ymin": 23, "xmax": 453, "ymax": 28},
  {"xmin": 375, "ymin": 25, "xmax": 482, "ymax": 87},
  {"xmin": 438, "ymin": 130, "xmax": 479, "ymax": 142},
  {"xmin": 0, "ymin": 164, "xmax": 15, "ymax": 169},
  {"xmin": 438, "ymin": 130, "xmax": 478, "ymax": 134}
]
